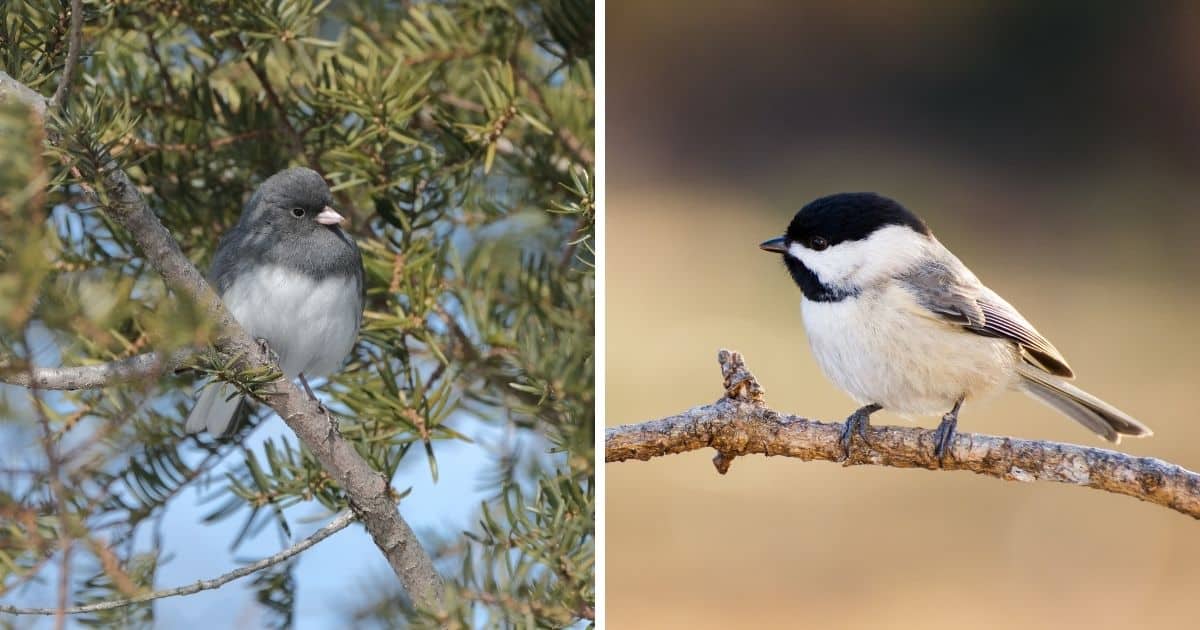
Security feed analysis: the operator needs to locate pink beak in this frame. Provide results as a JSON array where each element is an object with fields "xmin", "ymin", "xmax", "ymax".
[{"xmin": 315, "ymin": 206, "xmax": 345, "ymax": 226}]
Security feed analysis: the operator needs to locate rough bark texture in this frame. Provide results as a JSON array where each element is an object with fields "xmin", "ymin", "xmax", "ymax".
[
  {"xmin": 0, "ymin": 73, "xmax": 443, "ymax": 607},
  {"xmin": 607, "ymin": 350, "xmax": 1200, "ymax": 520}
]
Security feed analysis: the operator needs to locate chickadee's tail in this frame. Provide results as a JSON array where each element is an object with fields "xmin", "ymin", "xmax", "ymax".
[
  {"xmin": 1016, "ymin": 364, "xmax": 1152, "ymax": 443},
  {"xmin": 184, "ymin": 382, "xmax": 242, "ymax": 436}
]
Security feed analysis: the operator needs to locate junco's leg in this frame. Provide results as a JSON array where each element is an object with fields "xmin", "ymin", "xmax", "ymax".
[
  {"xmin": 299, "ymin": 372, "xmax": 318, "ymax": 400},
  {"xmin": 256, "ymin": 338, "xmax": 279, "ymax": 365},
  {"xmin": 298, "ymin": 372, "xmax": 340, "ymax": 440}
]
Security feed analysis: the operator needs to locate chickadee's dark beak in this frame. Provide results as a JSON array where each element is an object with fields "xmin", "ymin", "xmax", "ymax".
[
  {"xmin": 316, "ymin": 206, "xmax": 345, "ymax": 226},
  {"xmin": 759, "ymin": 236, "xmax": 787, "ymax": 253}
]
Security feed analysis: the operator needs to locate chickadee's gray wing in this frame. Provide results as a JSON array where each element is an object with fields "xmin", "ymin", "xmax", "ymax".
[{"xmin": 900, "ymin": 259, "xmax": 1075, "ymax": 378}]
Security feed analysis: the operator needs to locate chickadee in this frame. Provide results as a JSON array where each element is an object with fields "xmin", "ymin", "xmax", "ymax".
[{"xmin": 759, "ymin": 193, "xmax": 1152, "ymax": 460}]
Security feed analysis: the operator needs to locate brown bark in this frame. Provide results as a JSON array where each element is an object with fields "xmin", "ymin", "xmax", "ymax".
[{"xmin": 607, "ymin": 350, "xmax": 1200, "ymax": 520}]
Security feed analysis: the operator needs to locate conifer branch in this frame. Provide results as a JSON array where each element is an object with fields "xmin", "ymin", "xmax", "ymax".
[
  {"xmin": 50, "ymin": 0, "xmax": 83, "ymax": 111},
  {"xmin": 607, "ymin": 350, "xmax": 1200, "ymax": 519},
  {"xmin": 0, "ymin": 74, "xmax": 444, "ymax": 608},
  {"xmin": 0, "ymin": 512, "xmax": 354, "ymax": 616},
  {"xmin": 25, "ymin": 329, "xmax": 73, "ymax": 630},
  {"xmin": 514, "ymin": 65, "xmax": 593, "ymax": 167},
  {"xmin": 0, "ymin": 350, "xmax": 187, "ymax": 390}
]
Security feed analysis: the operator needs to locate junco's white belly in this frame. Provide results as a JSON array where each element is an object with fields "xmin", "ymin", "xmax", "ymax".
[
  {"xmin": 221, "ymin": 265, "xmax": 361, "ymax": 378},
  {"xmin": 801, "ymin": 283, "xmax": 1018, "ymax": 416}
]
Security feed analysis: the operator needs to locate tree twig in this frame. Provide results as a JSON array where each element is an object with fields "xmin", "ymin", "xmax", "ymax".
[
  {"xmin": 235, "ymin": 45, "xmax": 362, "ymax": 221},
  {"xmin": 513, "ymin": 65, "xmax": 593, "ymax": 167},
  {"xmin": 127, "ymin": 130, "xmax": 267, "ymax": 154},
  {"xmin": 0, "ymin": 73, "xmax": 444, "ymax": 608},
  {"xmin": 0, "ymin": 512, "xmax": 355, "ymax": 616},
  {"xmin": 606, "ymin": 349, "xmax": 1200, "ymax": 519},
  {"xmin": 50, "ymin": 0, "xmax": 83, "ymax": 111},
  {"xmin": 24, "ymin": 329, "xmax": 72, "ymax": 630},
  {"xmin": 0, "ymin": 350, "xmax": 189, "ymax": 390}
]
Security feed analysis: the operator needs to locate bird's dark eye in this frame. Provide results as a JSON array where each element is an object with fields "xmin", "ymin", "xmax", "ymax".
[
  {"xmin": 291, "ymin": 208, "xmax": 305, "ymax": 218},
  {"xmin": 809, "ymin": 236, "xmax": 829, "ymax": 251}
]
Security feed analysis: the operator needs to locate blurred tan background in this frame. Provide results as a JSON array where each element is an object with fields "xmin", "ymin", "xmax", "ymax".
[{"xmin": 606, "ymin": 2, "xmax": 1200, "ymax": 629}]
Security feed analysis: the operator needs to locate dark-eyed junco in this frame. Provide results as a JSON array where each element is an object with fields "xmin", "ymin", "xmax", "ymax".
[
  {"xmin": 185, "ymin": 167, "xmax": 364, "ymax": 435},
  {"xmin": 759, "ymin": 193, "xmax": 1151, "ymax": 459}
]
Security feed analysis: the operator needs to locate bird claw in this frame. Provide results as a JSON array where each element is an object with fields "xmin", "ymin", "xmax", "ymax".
[
  {"xmin": 255, "ymin": 338, "xmax": 279, "ymax": 365},
  {"xmin": 324, "ymin": 411, "xmax": 340, "ymax": 442},
  {"xmin": 839, "ymin": 404, "xmax": 881, "ymax": 462},
  {"xmin": 932, "ymin": 410, "xmax": 959, "ymax": 466}
]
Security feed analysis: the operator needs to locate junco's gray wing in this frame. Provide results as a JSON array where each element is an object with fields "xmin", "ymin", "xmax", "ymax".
[{"xmin": 900, "ymin": 257, "xmax": 1074, "ymax": 378}]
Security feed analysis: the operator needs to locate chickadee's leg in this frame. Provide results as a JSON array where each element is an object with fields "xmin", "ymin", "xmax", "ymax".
[
  {"xmin": 933, "ymin": 397, "xmax": 965, "ymax": 464},
  {"xmin": 839, "ymin": 403, "xmax": 882, "ymax": 461}
]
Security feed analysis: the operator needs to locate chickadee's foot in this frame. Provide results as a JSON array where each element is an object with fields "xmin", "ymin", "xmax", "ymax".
[
  {"xmin": 932, "ymin": 398, "xmax": 965, "ymax": 465},
  {"xmin": 839, "ymin": 403, "xmax": 882, "ymax": 462}
]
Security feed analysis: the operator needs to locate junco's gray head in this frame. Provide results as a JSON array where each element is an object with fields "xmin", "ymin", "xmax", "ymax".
[{"xmin": 239, "ymin": 167, "xmax": 346, "ymax": 236}]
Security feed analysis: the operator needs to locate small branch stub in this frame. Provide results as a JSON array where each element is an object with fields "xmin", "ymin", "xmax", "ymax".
[
  {"xmin": 719, "ymin": 349, "xmax": 765, "ymax": 405},
  {"xmin": 713, "ymin": 349, "xmax": 766, "ymax": 473},
  {"xmin": 606, "ymin": 348, "xmax": 1200, "ymax": 520}
]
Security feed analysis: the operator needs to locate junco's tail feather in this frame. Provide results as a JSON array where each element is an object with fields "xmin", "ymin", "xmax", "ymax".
[
  {"xmin": 1017, "ymin": 364, "xmax": 1152, "ymax": 444},
  {"xmin": 185, "ymin": 383, "xmax": 242, "ymax": 435}
]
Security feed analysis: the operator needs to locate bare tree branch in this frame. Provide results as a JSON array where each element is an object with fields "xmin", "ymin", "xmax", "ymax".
[
  {"xmin": 50, "ymin": 0, "xmax": 83, "ymax": 111},
  {"xmin": 0, "ymin": 350, "xmax": 189, "ymax": 390},
  {"xmin": 607, "ymin": 349, "xmax": 1200, "ymax": 520},
  {"xmin": 0, "ymin": 71, "xmax": 48, "ymax": 118},
  {"xmin": 0, "ymin": 512, "xmax": 354, "ymax": 616},
  {"xmin": 0, "ymin": 73, "xmax": 444, "ymax": 607}
]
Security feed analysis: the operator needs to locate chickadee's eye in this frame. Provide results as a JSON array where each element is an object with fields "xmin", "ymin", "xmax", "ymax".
[
  {"xmin": 809, "ymin": 236, "xmax": 829, "ymax": 251},
  {"xmin": 291, "ymin": 208, "xmax": 305, "ymax": 218}
]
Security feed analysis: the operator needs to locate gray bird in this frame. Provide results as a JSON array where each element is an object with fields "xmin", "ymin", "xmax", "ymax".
[
  {"xmin": 185, "ymin": 167, "xmax": 364, "ymax": 435},
  {"xmin": 759, "ymin": 193, "xmax": 1152, "ymax": 459}
]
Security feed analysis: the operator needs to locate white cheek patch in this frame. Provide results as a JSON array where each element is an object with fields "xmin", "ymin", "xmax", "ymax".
[
  {"xmin": 787, "ymin": 225, "xmax": 929, "ymax": 287},
  {"xmin": 788, "ymin": 241, "xmax": 864, "ymax": 287}
]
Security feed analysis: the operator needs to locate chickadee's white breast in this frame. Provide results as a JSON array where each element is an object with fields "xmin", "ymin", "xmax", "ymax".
[{"xmin": 800, "ymin": 283, "xmax": 1019, "ymax": 416}]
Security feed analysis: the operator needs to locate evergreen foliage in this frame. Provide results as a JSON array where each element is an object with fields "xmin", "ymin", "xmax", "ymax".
[{"xmin": 0, "ymin": 0, "xmax": 594, "ymax": 626}]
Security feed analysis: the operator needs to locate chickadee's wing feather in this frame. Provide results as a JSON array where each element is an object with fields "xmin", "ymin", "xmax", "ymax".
[{"xmin": 900, "ymin": 260, "xmax": 1074, "ymax": 378}]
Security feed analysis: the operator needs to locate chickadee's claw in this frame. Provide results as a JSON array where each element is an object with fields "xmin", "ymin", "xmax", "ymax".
[
  {"xmin": 838, "ymin": 422, "xmax": 855, "ymax": 462},
  {"xmin": 932, "ymin": 416, "xmax": 956, "ymax": 464},
  {"xmin": 933, "ymin": 398, "xmax": 964, "ymax": 466},
  {"xmin": 839, "ymin": 404, "xmax": 882, "ymax": 462}
]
